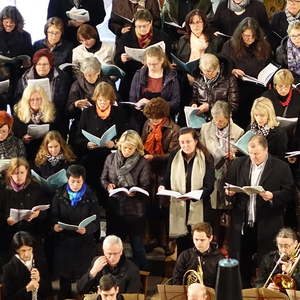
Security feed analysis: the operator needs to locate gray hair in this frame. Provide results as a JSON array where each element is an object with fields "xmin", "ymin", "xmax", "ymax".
[
  {"xmin": 199, "ymin": 53, "xmax": 220, "ymax": 71},
  {"xmin": 211, "ymin": 101, "xmax": 231, "ymax": 120},
  {"xmin": 103, "ymin": 235, "xmax": 123, "ymax": 249},
  {"xmin": 79, "ymin": 56, "xmax": 101, "ymax": 73}
]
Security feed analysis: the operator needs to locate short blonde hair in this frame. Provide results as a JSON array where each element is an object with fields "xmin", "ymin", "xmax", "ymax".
[
  {"xmin": 273, "ymin": 69, "xmax": 294, "ymax": 86},
  {"xmin": 199, "ymin": 53, "xmax": 220, "ymax": 72},
  {"xmin": 92, "ymin": 82, "xmax": 116, "ymax": 105},
  {"xmin": 287, "ymin": 20, "xmax": 300, "ymax": 35},
  {"xmin": 5, "ymin": 157, "xmax": 31, "ymax": 185},
  {"xmin": 14, "ymin": 85, "xmax": 55, "ymax": 124},
  {"xmin": 117, "ymin": 130, "xmax": 144, "ymax": 156},
  {"xmin": 250, "ymin": 97, "xmax": 279, "ymax": 128}
]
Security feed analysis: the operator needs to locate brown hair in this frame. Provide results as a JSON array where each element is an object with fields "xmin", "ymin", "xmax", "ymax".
[
  {"xmin": 35, "ymin": 131, "xmax": 76, "ymax": 166},
  {"xmin": 143, "ymin": 97, "xmax": 170, "ymax": 119},
  {"xmin": 77, "ymin": 23, "xmax": 99, "ymax": 42},
  {"xmin": 5, "ymin": 157, "xmax": 31, "ymax": 185},
  {"xmin": 192, "ymin": 222, "xmax": 213, "ymax": 238},
  {"xmin": 92, "ymin": 82, "xmax": 116, "ymax": 105},
  {"xmin": 276, "ymin": 227, "xmax": 298, "ymax": 241},
  {"xmin": 143, "ymin": 46, "xmax": 171, "ymax": 69},
  {"xmin": 248, "ymin": 135, "xmax": 268, "ymax": 149},
  {"xmin": 134, "ymin": 9, "xmax": 153, "ymax": 22},
  {"xmin": 0, "ymin": 111, "xmax": 14, "ymax": 132},
  {"xmin": 44, "ymin": 17, "xmax": 64, "ymax": 36}
]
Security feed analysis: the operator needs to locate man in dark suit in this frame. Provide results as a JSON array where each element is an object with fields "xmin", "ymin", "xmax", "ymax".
[{"xmin": 225, "ymin": 135, "xmax": 294, "ymax": 287}]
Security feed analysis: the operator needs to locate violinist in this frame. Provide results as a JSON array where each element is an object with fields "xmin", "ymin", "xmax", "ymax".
[{"xmin": 256, "ymin": 227, "xmax": 300, "ymax": 290}]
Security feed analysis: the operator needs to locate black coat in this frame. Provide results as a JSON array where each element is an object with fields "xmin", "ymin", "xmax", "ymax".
[
  {"xmin": 2, "ymin": 254, "xmax": 52, "ymax": 300},
  {"xmin": 33, "ymin": 39, "xmax": 73, "ymax": 67},
  {"xmin": 226, "ymin": 155, "xmax": 294, "ymax": 260},
  {"xmin": 77, "ymin": 255, "xmax": 142, "ymax": 294},
  {"xmin": 172, "ymin": 245, "xmax": 224, "ymax": 287},
  {"xmin": 51, "ymin": 185, "xmax": 100, "ymax": 279},
  {"xmin": 47, "ymin": 0, "xmax": 106, "ymax": 45},
  {"xmin": 270, "ymin": 11, "xmax": 290, "ymax": 50},
  {"xmin": 0, "ymin": 30, "xmax": 33, "ymax": 58}
]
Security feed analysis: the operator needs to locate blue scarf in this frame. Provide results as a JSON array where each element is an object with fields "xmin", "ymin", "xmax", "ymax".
[{"xmin": 66, "ymin": 183, "xmax": 87, "ymax": 206}]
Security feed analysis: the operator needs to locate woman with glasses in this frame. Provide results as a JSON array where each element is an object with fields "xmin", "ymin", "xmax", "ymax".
[
  {"xmin": 221, "ymin": 17, "xmax": 272, "ymax": 129},
  {"xmin": 256, "ymin": 227, "xmax": 300, "ymax": 290},
  {"xmin": 276, "ymin": 21, "xmax": 300, "ymax": 84},
  {"xmin": 115, "ymin": 9, "xmax": 170, "ymax": 100},
  {"xmin": 33, "ymin": 17, "xmax": 73, "ymax": 68},
  {"xmin": 271, "ymin": 0, "xmax": 300, "ymax": 50},
  {"xmin": 72, "ymin": 24, "xmax": 115, "ymax": 66}
]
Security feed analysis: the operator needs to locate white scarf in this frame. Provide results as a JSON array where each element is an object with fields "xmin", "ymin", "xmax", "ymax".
[
  {"xmin": 189, "ymin": 33, "xmax": 208, "ymax": 61},
  {"xmin": 169, "ymin": 149, "xmax": 206, "ymax": 238}
]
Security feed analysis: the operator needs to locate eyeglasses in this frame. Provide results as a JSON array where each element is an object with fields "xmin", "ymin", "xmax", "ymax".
[
  {"xmin": 290, "ymin": 34, "xmax": 300, "ymax": 39},
  {"xmin": 47, "ymin": 31, "xmax": 61, "ymax": 36},
  {"xmin": 287, "ymin": 0, "xmax": 300, "ymax": 3},
  {"xmin": 135, "ymin": 22, "xmax": 151, "ymax": 29},
  {"xmin": 277, "ymin": 243, "xmax": 295, "ymax": 249},
  {"xmin": 276, "ymin": 84, "xmax": 291, "ymax": 90}
]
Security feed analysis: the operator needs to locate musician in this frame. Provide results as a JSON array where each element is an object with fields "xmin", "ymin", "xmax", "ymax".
[
  {"xmin": 225, "ymin": 135, "xmax": 294, "ymax": 287},
  {"xmin": 95, "ymin": 274, "xmax": 124, "ymax": 300},
  {"xmin": 256, "ymin": 227, "xmax": 300, "ymax": 290},
  {"xmin": 172, "ymin": 222, "xmax": 224, "ymax": 287},
  {"xmin": 187, "ymin": 283, "xmax": 209, "ymax": 300}
]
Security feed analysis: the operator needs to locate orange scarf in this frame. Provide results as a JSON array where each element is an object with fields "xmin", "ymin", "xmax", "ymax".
[
  {"xmin": 96, "ymin": 105, "xmax": 111, "ymax": 120},
  {"xmin": 144, "ymin": 118, "xmax": 166, "ymax": 155}
]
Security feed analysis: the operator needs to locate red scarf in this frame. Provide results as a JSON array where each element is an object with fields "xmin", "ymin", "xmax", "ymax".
[
  {"xmin": 280, "ymin": 89, "xmax": 293, "ymax": 107},
  {"xmin": 136, "ymin": 28, "xmax": 153, "ymax": 48},
  {"xmin": 144, "ymin": 118, "xmax": 166, "ymax": 155}
]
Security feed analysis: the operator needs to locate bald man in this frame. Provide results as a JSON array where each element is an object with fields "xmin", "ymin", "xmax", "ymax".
[{"xmin": 187, "ymin": 283, "xmax": 209, "ymax": 300}]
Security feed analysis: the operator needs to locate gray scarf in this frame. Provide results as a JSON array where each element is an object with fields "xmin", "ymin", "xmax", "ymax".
[
  {"xmin": 114, "ymin": 150, "xmax": 140, "ymax": 187},
  {"xmin": 285, "ymin": 7, "xmax": 300, "ymax": 24},
  {"xmin": 228, "ymin": 0, "xmax": 250, "ymax": 12}
]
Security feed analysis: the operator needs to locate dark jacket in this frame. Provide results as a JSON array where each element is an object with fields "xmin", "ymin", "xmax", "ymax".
[
  {"xmin": 0, "ymin": 30, "xmax": 33, "ymax": 58},
  {"xmin": 77, "ymin": 255, "xmax": 142, "ymax": 294},
  {"xmin": 226, "ymin": 155, "xmax": 294, "ymax": 261},
  {"xmin": 2, "ymin": 254, "xmax": 52, "ymax": 300},
  {"xmin": 256, "ymin": 250, "xmax": 300, "ymax": 288},
  {"xmin": 276, "ymin": 36, "xmax": 300, "ymax": 84},
  {"xmin": 172, "ymin": 245, "xmax": 224, "ymax": 287},
  {"xmin": 51, "ymin": 185, "xmax": 100, "ymax": 279},
  {"xmin": 101, "ymin": 152, "xmax": 151, "ymax": 217},
  {"xmin": 47, "ymin": 0, "xmax": 106, "ymax": 45},
  {"xmin": 210, "ymin": 0, "xmax": 271, "ymax": 38},
  {"xmin": 109, "ymin": 0, "xmax": 161, "ymax": 36},
  {"xmin": 0, "ymin": 134, "xmax": 26, "ymax": 159},
  {"xmin": 270, "ymin": 11, "xmax": 290, "ymax": 50},
  {"xmin": 33, "ymin": 39, "xmax": 73, "ymax": 67},
  {"xmin": 191, "ymin": 61, "xmax": 239, "ymax": 114},
  {"xmin": 129, "ymin": 66, "xmax": 180, "ymax": 114},
  {"xmin": 34, "ymin": 160, "xmax": 70, "ymax": 179}
]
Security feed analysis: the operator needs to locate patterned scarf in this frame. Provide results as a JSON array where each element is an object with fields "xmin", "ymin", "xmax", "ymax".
[
  {"xmin": 136, "ymin": 28, "xmax": 153, "ymax": 48},
  {"xmin": 250, "ymin": 121, "xmax": 270, "ymax": 136},
  {"xmin": 215, "ymin": 125, "xmax": 229, "ymax": 153},
  {"xmin": 287, "ymin": 38, "xmax": 300, "ymax": 75},
  {"xmin": 285, "ymin": 7, "xmax": 300, "ymax": 24},
  {"xmin": 203, "ymin": 70, "xmax": 220, "ymax": 88},
  {"xmin": 114, "ymin": 150, "xmax": 140, "ymax": 187},
  {"xmin": 144, "ymin": 118, "xmax": 166, "ymax": 155},
  {"xmin": 129, "ymin": 0, "xmax": 146, "ymax": 9},
  {"xmin": 47, "ymin": 153, "xmax": 64, "ymax": 166},
  {"xmin": 228, "ymin": 0, "xmax": 250, "ymax": 12},
  {"xmin": 30, "ymin": 109, "xmax": 43, "ymax": 124},
  {"xmin": 66, "ymin": 182, "xmax": 87, "ymax": 206}
]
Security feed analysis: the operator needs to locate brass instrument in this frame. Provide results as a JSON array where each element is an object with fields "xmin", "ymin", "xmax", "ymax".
[
  {"xmin": 264, "ymin": 243, "xmax": 300, "ymax": 290},
  {"xmin": 183, "ymin": 256, "xmax": 204, "ymax": 285}
]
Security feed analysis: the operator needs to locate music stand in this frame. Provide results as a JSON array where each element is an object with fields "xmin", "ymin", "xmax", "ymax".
[
  {"xmin": 286, "ymin": 289, "xmax": 300, "ymax": 300},
  {"xmin": 242, "ymin": 288, "xmax": 289, "ymax": 300}
]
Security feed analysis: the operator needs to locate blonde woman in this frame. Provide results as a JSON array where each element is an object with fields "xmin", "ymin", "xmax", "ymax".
[
  {"xmin": 34, "ymin": 131, "xmax": 76, "ymax": 179},
  {"xmin": 101, "ymin": 130, "xmax": 151, "ymax": 270},
  {"xmin": 13, "ymin": 85, "xmax": 56, "ymax": 161},
  {"xmin": 250, "ymin": 97, "xmax": 288, "ymax": 159}
]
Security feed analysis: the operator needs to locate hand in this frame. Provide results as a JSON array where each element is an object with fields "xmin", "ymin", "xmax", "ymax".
[
  {"xmin": 225, "ymin": 152, "xmax": 235, "ymax": 160},
  {"xmin": 144, "ymin": 154, "xmax": 154, "ymax": 160},
  {"xmin": 26, "ymin": 280, "xmax": 39, "ymax": 292},
  {"xmin": 54, "ymin": 224, "xmax": 63, "ymax": 232},
  {"xmin": 128, "ymin": 192, "xmax": 136, "ymax": 197},
  {"xmin": 232, "ymin": 69, "xmax": 245, "ymax": 78},
  {"xmin": 288, "ymin": 157, "xmax": 297, "ymax": 164},
  {"xmin": 187, "ymin": 74, "xmax": 195, "ymax": 85},
  {"xmin": 121, "ymin": 53, "xmax": 131, "ymax": 63},
  {"xmin": 136, "ymin": 98, "xmax": 150, "ymax": 109},
  {"xmin": 89, "ymin": 256, "xmax": 108, "ymax": 278},
  {"xmin": 77, "ymin": 227, "xmax": 86, "ymax": 235},
  {"xmin": 23, "ymin": 134, "xmax": 32, "ymax": 143},
  {"xmin": 87, "ymin": 142, "xmax": 98, "ymax": 149},
  {"xmin": 198, "ymin": 103, "xmax": 209, "ymax": 113},
  {"xmin": 107, "ymin": 183, "xmax": 116, "ymax": 191},
  {"xmin": 191, "ymin": 104, "xmax": 198, "ymax": 108},
  {"xmin": 225, "ymin": 188, "xmax": 236, "ymax": 197},
  {"xmin": 121, "ymin": 26, "xmax": 131, "ymax": 34},
  {"xmin": 27, "ymin": 210, "xmax": 40, "ymax": 222},
  {"xmin": 105, "ymin": 140, "xmax": 115, "ymax": 149},
  {"xmin": 75, "ymin": 99, "xmax": 92, "ymax": 109},
  {"xmin": 7, "ymin": 217, "xmax": 17, "ymax": 226},
  {"xmin": 158, "ymin": 185, "xmax": 165, "ymax": 192},
  {"xmin": 281, "ymin": 260, "xmax": 293, "ymax": 274},
  {"xmin": 31, "ymin": 268, "xmax": 40, "ymax": 282},
  {"xmin": 259, "ymin": 191, "xmax": 273, "ymax": 201},
  {"xmin": 68, "ymin": 19, "xmax": 85, "ymax": 27}
]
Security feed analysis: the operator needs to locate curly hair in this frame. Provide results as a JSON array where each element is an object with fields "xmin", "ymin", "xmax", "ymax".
[
  {"xmin": 0, "ymin": 6, "xmax": 24, "ymax": 32},
  {"xmin": 230, "ymin": 17, "xmax": 271, "ymax": 61},
  {"xmin": 14, "ymin": 85, "xmax": 55, "ymax": 124},
  {"xmin": 143, "ymin": 97, "xmax": 170, "ymax": 119},
  {"xmin": 35, "ymin": 131, "xmax": 76, "ymax": 166}
]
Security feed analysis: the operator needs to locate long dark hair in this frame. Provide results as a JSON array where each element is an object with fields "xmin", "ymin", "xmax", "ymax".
[
  {"xmin": 0, "ymin": 6, "xmax": 24, "ymax": 32},
  {"xmin": 230, "ymin": 17, "xmax": 271, "ymax": 61},
  {"xmin": 11, "ymin": 231, "xmax": 35, "ymax": 253},
  {"xmin": 179, "ymin": 127, "xmax": 212, "ymax": 161}
]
